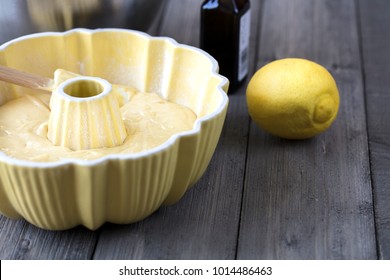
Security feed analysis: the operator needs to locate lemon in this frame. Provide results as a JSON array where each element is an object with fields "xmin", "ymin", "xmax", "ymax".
[{"xmin": 246, "ymin": 58, "xmax": 340, "ymax": 139}]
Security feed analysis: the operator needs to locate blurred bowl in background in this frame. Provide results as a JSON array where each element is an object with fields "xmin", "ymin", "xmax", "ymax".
[{"xmin": 0, "ymin": 0, "xmax": 167, "ymax": 42}]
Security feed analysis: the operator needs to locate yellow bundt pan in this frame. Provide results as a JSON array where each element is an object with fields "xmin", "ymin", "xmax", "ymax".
[{"xmin": 0, "ymin": 29, "xmax": 229, "ymax": 230}]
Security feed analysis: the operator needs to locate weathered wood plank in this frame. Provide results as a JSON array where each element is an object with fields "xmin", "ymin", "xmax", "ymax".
[
  {"xmin": 237, "ymin": 0, "xmax": 376, "ymax": 259},
  {"xmin": 0, "ymin": 0, "xmax": 173, "ymax": 260},
  {"xmin": 92, "ymin": 0, "xmax": 261, "ymax": 259},
  {"xmin": 358, "ymin": 0, "xmax": 390, "ymax": 260},
  {"xmin": 1, "ymin": 0, "xmax": 382, "ymax": 261},
  {"xmin": 0, "ymin": 216, "xmax": 97, "ymax": 259},
  {"xmin": 0, "ymin": 5, "xmax": 102, "ymax": 260}
]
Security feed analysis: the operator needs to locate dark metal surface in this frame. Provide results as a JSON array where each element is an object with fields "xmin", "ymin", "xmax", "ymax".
[{"xmin": 0, "ymin": 0, "xmax": 166, "ymax": 43}]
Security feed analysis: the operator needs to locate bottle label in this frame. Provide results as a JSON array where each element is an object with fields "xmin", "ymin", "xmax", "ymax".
[{"xmin": 238, "ymin": 8, "xmax": 251, "ymax": 81}]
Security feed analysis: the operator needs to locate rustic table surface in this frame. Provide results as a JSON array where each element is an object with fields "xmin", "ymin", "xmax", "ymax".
[{"xmin": 0, "ymin": 0, "xmax": 389, "ymax": 260}]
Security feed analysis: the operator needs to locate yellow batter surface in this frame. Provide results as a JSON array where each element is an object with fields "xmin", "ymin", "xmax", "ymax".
[{"xmin": 0, "ymin": 91, "xmax": 196, "ymax": 162}]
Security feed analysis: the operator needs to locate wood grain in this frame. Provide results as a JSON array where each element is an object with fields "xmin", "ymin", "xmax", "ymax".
[
  {"xmin": 236, "ymin": 0, "xmax": 376, "ymax": 259},
  {"xmin": 0, "ymin": 29, "xmax": 102, "ymax": 262},
  {"xmin": 0, "ymin": 0, "xmax": 389, "ymax": 260},
  {"xmin": 0, "ymin": 216, "xmax": 97, "ymax": 259},
  {"xmin": 358, "ymin": 0, "xmax": 390, "ymax": 260},
  {"xmin": 92, "ymin": 0, "xmax": 261, "ymax": 259}
]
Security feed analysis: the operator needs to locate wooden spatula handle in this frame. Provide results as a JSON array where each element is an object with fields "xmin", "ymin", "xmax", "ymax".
[{"xmin": 0, "ymin": 64, "xmax": 53, "ymax": 91}]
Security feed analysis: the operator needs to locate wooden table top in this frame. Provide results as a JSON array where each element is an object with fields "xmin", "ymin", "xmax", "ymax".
[{"xmin": 0, "ymin": 0, "xmax": 389, "ymax": 260}]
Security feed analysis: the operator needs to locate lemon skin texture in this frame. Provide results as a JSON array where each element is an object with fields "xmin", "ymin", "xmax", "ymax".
[{"xmin": 246, "ymin": 58, "xmax": 340, "ymax": 139}]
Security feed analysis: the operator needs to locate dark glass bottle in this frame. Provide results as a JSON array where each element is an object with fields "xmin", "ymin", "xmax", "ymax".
[{"xmin": 200, "ymin": 0, "xmax": 251, "ymax": 92}]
